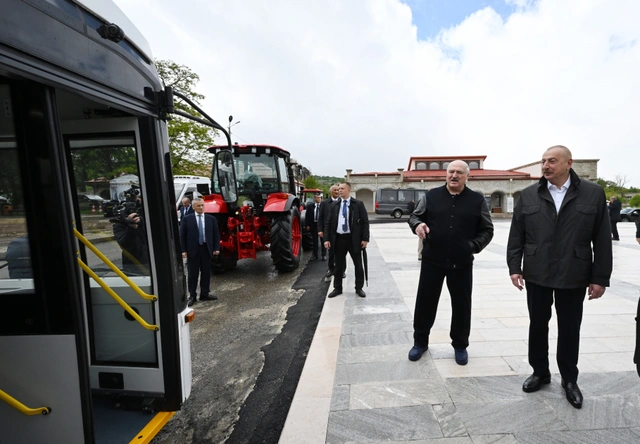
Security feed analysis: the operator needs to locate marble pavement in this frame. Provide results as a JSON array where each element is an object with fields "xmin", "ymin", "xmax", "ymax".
[{"xmin": 279, "ymin": 220, "xmax": 640, "ymax": 443}]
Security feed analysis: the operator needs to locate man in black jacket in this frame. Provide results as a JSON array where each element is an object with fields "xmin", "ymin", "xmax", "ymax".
[
  {"xmin": 305, "ymin": 193, "xmax": 325, "ymax": 260},
  {"xmin": 324, "ymin": 182, "xmax": 369, "ymax": 298},
  {"xmin": 507, "ymin": 145, "xmax": 612, "ymax": 409},
  {"xmin": 608, "ymin": 196, "xmax": 621, "ymax": 240},
  {"xmin": 318, "ymin": 185, "xmax": 340, "ymax": 279},
  {"xmin": 408, "ymin": 160, "xmax": 493, "ymax": 366}
]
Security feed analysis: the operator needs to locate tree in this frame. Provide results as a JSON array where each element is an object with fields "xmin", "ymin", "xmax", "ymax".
[
  {"xmin": 303, "ymin": 176, "xmax": 320, "ymax": 190},
  {"xmin": 614, "ymin": 175, "xmax": 628, "ymax": 188},
  {"xmin": 630, "ymin": 195, "xmax": 640, "ymax": 207},
  {"xmin": 156, "ymin": 60, "xmax": 217, "ymax": 175}
]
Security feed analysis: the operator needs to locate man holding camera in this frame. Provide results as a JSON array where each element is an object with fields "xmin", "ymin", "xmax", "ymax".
[
  {"xmin": 180, "ymin": 198, "xmax": 221, "ymax": 306},
  {"xmin": 113, "ymin": 192, "xmax": 149, "ymax": 275}
]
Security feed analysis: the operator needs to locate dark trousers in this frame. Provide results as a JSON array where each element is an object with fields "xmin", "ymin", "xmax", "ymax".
[
  {"xmin": 526, "ymin": 282, "xmax": 586, "ymax": 383},
  {"xmin": 413, "ymin": 261, "xmax": 473, "ymax": 350},
  {"xmin": 187, "ymin": 244, "xmax": 212, "ymax": 298},
  {"xmin": 310, "ymin": 224, "xmax": 326, "ymax": 258},
  {"xmin": 611, "ymin": 220, "xmax": 619, "ymax": 240},
  {"xmin": 333, "ymin": 234, "xmax": 364, "ymax": 290}
]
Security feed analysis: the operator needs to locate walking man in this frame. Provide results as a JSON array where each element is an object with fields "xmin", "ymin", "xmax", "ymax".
[
  {"xmin": 507, "ymin": 145, "xmax": 612, "ymax": 409},
  {"xmin": 408, "ymin": 160, "xmax": 494, "ymax": 365},
  {"xmin": 305, "ymin": 193, "xmax": 326, "ymax": 260},
  {"xmin": 318, "ymin": 185, "xmax": 341, "ymax": 278},
  {"xmin": 324, "ymin": 182, "xmax": 369, "ymax": 298},
  {"xmin": 608, "ymin": 196, "xmax": 621, "ymax": 241},
  {"xmin": 180, "ymin": 198, "xmax": 221, "ymax": 306}
]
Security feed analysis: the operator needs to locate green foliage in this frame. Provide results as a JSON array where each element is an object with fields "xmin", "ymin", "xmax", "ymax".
[
  {"xmin": 303, "ymin": 176, "xmax": 320, "ymax": 189},
  {"xmin": 630, "ymin": 195, "xmax": 640, "ymax": 207},
  {"xmin": 71, "ymin": 147, "xmax": 137, "ymax": 192},
  {"xmin": 156, "ymin": 59, "xmax": 217, "ymax": 175},
  {"xmin": 598, "ymin": 177, "xmax": 639, "ymax": 206}
]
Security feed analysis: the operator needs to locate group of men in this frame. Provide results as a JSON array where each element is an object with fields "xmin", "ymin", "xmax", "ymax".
[
  {"xmin": 306, "ymin": 182, "xmax": 370, "ymax": 298},
  {"xmin": 406, "ymin": 145, "xmax": 613, "ymax": 410}
]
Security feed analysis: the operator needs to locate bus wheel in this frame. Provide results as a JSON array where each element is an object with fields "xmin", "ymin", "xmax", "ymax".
[
  {"xmin": 392, "ymin": 209, "xmax": 403, "ymax": 219},
  {"xmin": 270, "ymin": 206, "xmax": 302, "ymax": 272}
]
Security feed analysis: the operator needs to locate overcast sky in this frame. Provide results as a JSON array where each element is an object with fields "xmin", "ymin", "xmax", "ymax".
[{"xmin": 113, "ymin": 0, "xmax": 640, "ymax": 186}]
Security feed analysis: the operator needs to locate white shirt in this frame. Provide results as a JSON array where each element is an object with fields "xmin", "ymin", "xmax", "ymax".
[
  {"xmin": 337, "ymin": 198, "xmax": 351, "ymax": 234},
  {"xmin": 547, "ymin": 176, "xmax": 571, "ymax": 213}
]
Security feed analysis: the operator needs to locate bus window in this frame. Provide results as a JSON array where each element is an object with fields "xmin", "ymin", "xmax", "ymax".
[
  {"xmin": 0, "ymin": 84, "xmax": 37, "ymax": 335},
  {"xmin": 380, "ymin": 189, "xmax": 396, "ymax": 202}
]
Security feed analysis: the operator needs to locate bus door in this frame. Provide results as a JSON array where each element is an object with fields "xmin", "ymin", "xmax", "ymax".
[{"xmin": 0, "ymin": 79, "xmax": 92, "ymax": 443}]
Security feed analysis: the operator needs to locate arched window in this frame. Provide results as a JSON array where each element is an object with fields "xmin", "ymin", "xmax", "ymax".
[
  {"xmin": 469, "ymin": 161, "xmax": 479, "ymax": 169},
  {"xmin": 415, "ymin": 162, "xmax": 427, "ymax": 170},
  {"xmin": 442, "ymin": 162, "xmax": 450, "ymax": 170},
  {"xmin": 429, "ymin": 162, "xmax": 440, "ymax": 170}
]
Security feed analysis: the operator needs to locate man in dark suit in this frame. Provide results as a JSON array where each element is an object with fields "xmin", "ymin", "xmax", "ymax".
[
  {"xmin": 324, "ymin": 182, "xmax": 369, "ymax": 298},
  {"xmin": 180, "ymin": 198, "xmax": 221, "ymax": 306},
  {"xmin": 178, "ymin": 197, "xmax": 194, "ymax": 224},
  {"xmin": 507, "ymin": 145, "xmax": 612, "ymax": 409},
  {"xmin": 305, "ymin": 193, "xmax": 325, "ymax": 261},
  {"xmin": 608, "ymin": 196, "xmax": 622, "ymax": 240},
  {"xmin": 318, "ymin": 185, "xmax": 340, "ymax": 278}
]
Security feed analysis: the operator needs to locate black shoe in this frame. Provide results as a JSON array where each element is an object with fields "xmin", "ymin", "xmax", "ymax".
[
  {"xmin": 454, "ymin": 348, "xmax": 468, "ymax": 365},
  {"xmin": 321, "ymin": 255, "xmax": 327, "ymax": 261},
  {"xmin": 327, "ymin": 288, "xmax": 342, "ymax": 298},
  {"xmin": 187, "ymin": 297, "xmax": 196, "ymax": 307},
  {"xmin": 561, "ymin": 380, "xmax": 583, "ymax": 409},
  {"xmin": 408, "ymin": 345, "xmax": 428, "ymax": 361},
  {"xmin": 200, "ymin": 294, "xmax": 218, "ymax": 301},
  {"xmin": 522, "ymin": 372, "xmax": 551, "ymax": 393},
  {"xmin": 355, "ymin": 288, "xmax": 366, "ymax": 298},
  {"xmin": 324, "ymin": 270, "xmax": 334, "ymax": 278},
  {"xmin": 310, "ymin": 255, "xmax": 318, "ymax": 261}
]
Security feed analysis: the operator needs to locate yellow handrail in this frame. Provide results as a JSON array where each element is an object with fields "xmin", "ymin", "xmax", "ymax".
[
  {"xmin": 0, "ymin": 389, "xmax": 51, "ymax": 416},
  {"xmin": 73, "ymin": 228, "xmax": 156, "ymax": 301},
  {"xmin": 77, "ymin": 258, "xmax": 159, "ymax": 331}
]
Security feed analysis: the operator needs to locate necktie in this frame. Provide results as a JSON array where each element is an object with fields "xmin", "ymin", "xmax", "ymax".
[
  {"xmin": 342, "ymin": 200, "xmax": 348, "ymax": 232},
  {"xmin": 198, "ymin": 215, "xmax": 204, "ymax": 245},
  {"xmin": 314, "ymin": 204, "xmax": 318, "ymax": 222}
]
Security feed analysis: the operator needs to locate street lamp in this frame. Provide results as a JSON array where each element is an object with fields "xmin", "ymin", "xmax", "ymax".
[{"xmin": 228, "ymin": 115, "xmax": 241, "ymax": 138}]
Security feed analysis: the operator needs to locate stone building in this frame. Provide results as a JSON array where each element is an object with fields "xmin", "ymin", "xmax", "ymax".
[{"xmin": 344, "ymin": 155, "xmax": 599, "ymax": 213}]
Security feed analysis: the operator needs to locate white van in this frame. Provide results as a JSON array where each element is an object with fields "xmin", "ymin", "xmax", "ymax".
[{"xmin": 174, "ymin": 175, "xmax": 211, "ymax": 218}]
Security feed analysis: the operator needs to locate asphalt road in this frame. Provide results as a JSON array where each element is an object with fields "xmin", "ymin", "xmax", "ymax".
[{"xmin": 152, "ymin": 249, "xmax": 331, "ymax": 444}]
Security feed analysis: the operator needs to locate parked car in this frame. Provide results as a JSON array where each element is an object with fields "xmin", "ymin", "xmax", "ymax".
[
  {"xmin": 620, "ymin": 207, "xmax": 640, "ymax": 222},
  {"xmin": 77, "ymin": 194, "xmax": 107, "ymax": 212}
]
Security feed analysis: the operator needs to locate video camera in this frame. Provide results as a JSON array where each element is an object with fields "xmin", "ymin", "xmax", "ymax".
[{"xmin": 109, "ymin": 186, "xmax": 143, "ymax": 225}]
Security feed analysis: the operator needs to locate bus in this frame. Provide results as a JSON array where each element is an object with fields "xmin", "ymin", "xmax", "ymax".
[
  {"xmin": 375, "ymin": 188, "xmax": 428, "ymax": 218},
  {"xmin": 0, "ymin": 1, "xmax": 232, "ymax": 442}
]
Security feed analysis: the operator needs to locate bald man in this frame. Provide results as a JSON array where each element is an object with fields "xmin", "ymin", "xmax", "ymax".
[
  {"xmin": 507, "ymin": 145, "xmax": 612, "ymax": 409},
  {"xmin": 408, "ymin": 160, "xmax": 494, "ymax": 366}
]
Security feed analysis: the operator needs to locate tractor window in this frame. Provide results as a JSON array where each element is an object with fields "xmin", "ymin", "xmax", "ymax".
[
  {"xmin": 234, "ymin": 153, "xmax": 280, "ymax": 193},
  {"xmin": 214, "ymin": 150, "xmax": 237, "ymax": 202},
  {"xmin": 276, "ymin": 157, "xmax": 289, "ymax": 192}
]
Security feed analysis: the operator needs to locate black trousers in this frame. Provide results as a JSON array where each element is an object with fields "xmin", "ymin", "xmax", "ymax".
[
  {"xmin": 333, "ymin": 234, "xmax": 364, "ymax": 290},
  {"xmin": 413, "ymin": 261, "xmax": 473, "ymax": 350},
  {"xmin": 310, "ymin": 223, "xmax": 326, "ymax": 257},
  {"xmin": 187, "ymin": 244, "xmax": 212, "ymax": 298},
  {"xmin": 526, "ymin": 282, "xmax": 586, "ymax": 383},
  {"xmin": 611, "ymin": 220, "xmax": 619, "ymax": 240}
]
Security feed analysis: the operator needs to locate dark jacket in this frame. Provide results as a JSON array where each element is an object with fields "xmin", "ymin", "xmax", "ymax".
[
  {"xmin": 608, "ymin": 199, "xmax": 621, "ymax": 222},
  {"xmin": 318, "ymin": 197, "xmax": 339, "ymax": 234},
  {"xmin": 636, "ymin": 218, "xmax": 640, "ymax": 239},
  {"xmin": 506, "ymin": 169, "xmax": 612, "ymax": 289},
  {"xmin": 113, "ymin": 221, "xmax": 149, "ymax": 274},
  {"xmin": 179, "ymin": 204, "xmax": 194, "ymax": 221},
  {"xmin": 326, "ymin": 198, "xmax": 370, "ymax": 248},
  {"xmin": 409, "ymin": 185, "xmax": 493, "ymax": 268},
  {"xmin": 180, "ymin": 212, "xmax": 221, "ymax": 258},
  {"xmin": 305, "ymin": 201, "xmax": 321, "ymax": 228}
]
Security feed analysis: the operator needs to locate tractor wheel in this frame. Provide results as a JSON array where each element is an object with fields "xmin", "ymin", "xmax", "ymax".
[{"xmin": 270, "ymin": 206, "xmax": 302, "ymax": 272}]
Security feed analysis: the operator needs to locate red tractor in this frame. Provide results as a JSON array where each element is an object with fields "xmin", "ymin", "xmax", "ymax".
[{"xmin": 205, "ymin": 144, "xmax": 303, "ymax": 272}]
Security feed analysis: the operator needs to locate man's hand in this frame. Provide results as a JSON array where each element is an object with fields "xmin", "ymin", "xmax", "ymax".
[
  {"xmin": 305, "ymin": 226, "xmax": 310, "ymax": 231},
  {"xmin": 510, "ymin": 274, "xmax": 524, "ymax": 291},
  {"xmin": 324, "ymin": 241, "xmax": 331, "ymax": 249},
  {"xmin": 318, "ymin": 231, "xmax": 324, "ymax": 238},
  {"xmin": 213, "ymin": 250, "xmax": 220, "ymax": 256},
  {"xmin": 361, "ymin": 240, "xmax": 368, "ymax": 249},
  {"xmin": 182, "ymin": 252, "xmax": 188, "ymax": 259},
  {"xmin": 415, "ymin": 223, "xmax": 430, "ymax": 239},
  {"xmin": 126, "ymin": 212, "xmax": 141, "ymax": 228},
  {"xmin": 588, "ymin": 284, "xmax": 606, "ymax": 300}
]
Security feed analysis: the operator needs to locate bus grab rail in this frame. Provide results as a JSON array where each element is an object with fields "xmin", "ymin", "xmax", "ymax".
[
  {"xmin": 0, "ymin": 389, "xmax": 51, "ymax": 416},
  {"xmin": 73, "ymin": 228, "xmax": 157, "ymax": 301}
]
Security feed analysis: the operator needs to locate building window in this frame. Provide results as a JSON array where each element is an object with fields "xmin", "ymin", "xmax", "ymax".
[
  {"xmin": 429, "ymin": 162, "xmax": 440, "ymax": 170},
  {"xmin": 469, "ymin": 161, "xmax": 479, "ymax": 169},
  {"xmin": 442, "ymin": 162, "xmax": 450, "ymax": 170},
  {"xmin": 415, "ymin": 162, "xmax": 427, "ymax": 170}
]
